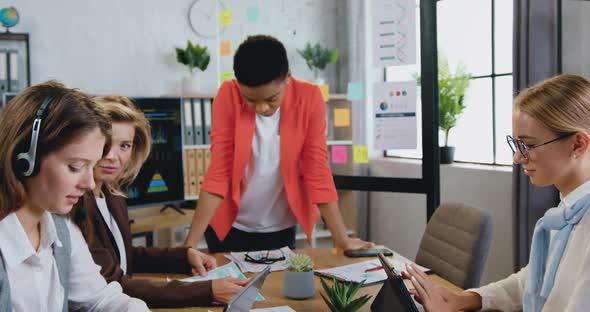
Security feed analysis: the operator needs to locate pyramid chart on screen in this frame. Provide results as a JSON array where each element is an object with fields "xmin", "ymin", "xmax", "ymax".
[{"xmin": 147, "ymin": 171, "xmax": 168, "ymax": 193}]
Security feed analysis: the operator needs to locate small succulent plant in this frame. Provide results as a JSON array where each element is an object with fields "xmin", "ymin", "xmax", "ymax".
[
  {"xmin": 320, "ymin": 277, "xmax": 372, "ymax": 312},
  {"xmin": 286, "ymin": 254, "xmax": 314, "ymax": 272}
]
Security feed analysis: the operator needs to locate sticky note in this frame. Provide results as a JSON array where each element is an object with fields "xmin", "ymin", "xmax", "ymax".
[
  {"xmin": 347, "ymin": 82, "xmax": 364, "ymax": 101},
  {"xmin": 220, "ymin": 71, "xmax": 233, "ymax": 84},
  {"xmin": 247, "ymin": 5, "xmax": 259, "ymax": 22},
  {"xmin": 220, "ymin": 41, "xmax": 231, "ymax": 56},
  {"xmin": 331, "ymin": 146, "xmax": 348, "ymax": 164},
  {"xmin": 334, "ymin": 108, "xmax": 350, "ymax": 127},
  {"xmin": 319, "ymin": 84, "xmax": 330, "ymax": 102},
  {"xmin": 353, "ymin": 145, "xmax": 369, "ymax": 164},
  {"xmin": 220, "ymin": 10, "xmax": 232, "ymax": 26}
]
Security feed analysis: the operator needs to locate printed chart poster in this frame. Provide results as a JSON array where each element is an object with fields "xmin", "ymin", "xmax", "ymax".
[
  {"xmin": 372, "ymin": 0, "xmax": 416, "ymax": 67},
  {"xmin": 373, "ymin": 81, "xmax": 417, "ymax": 150}
]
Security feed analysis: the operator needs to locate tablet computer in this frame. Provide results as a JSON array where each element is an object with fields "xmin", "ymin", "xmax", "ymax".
[
  {"xmin": 370, "ymin": 253, "xmax": 419, "ymax": 312},
  {"xmin": 223, "ymin": 265, "xmax": 271, "ymax": 312}
]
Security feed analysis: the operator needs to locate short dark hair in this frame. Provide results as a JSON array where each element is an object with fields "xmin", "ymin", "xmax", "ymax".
[{"xmin": 233, "ymin": 35, "xmax": 289, "ymax": 87}]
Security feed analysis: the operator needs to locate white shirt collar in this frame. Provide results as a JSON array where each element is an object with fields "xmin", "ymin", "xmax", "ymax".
[
  {"xmin": 0, "ymin": 211, "xmax": 62, "ymax": 269},
  {"xmin": 560, "ymin": 180, "xmax": 590, "ymax": 209}
]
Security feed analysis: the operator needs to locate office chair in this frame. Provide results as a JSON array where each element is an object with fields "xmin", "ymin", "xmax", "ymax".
[{"xmin": 415, "ymin": 202, "xmax": 493, "ymax": 289}]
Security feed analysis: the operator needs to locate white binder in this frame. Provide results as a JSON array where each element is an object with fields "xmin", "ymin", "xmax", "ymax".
[
  {"xmin": 192, "ymin": 99, "xmax": 204, "ymax": 144},
  {"xmin": 183, "ymin": 98, "xmax": 195, "ymax": 145}
]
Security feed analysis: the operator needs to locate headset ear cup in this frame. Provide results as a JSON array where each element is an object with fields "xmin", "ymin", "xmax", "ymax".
[
  {"xmin": 15, "ymin": 152, "xmax": 37, "ymax": 177},
  {"xmin": 16, "ymin": 157, "xmax": 31, "ymax": 177},
  {"xmin": 16, "ymin": 96, "xmax": 53, "ymax": 178}
]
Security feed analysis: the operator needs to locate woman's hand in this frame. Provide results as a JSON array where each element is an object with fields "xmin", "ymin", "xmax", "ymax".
[
  {"xmin": 212, "ymin": 277, "xmax": 250, "ymax": 304},
  {"xmin": 187, "ymin": 247, "xmax": 217, "ymax": 276},
  {"xmin": 406, "ymin": 264, "xmax": 461, "ymax": 312},
  {"xmin": 338, "ymin": 237, "xmax": 375, "ymax": 250}
]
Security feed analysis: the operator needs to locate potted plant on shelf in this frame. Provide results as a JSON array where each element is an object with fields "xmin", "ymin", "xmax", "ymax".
[
  {"xmin": 175, "ymin": 40, "xmax": 210, "ymax": 95},
  {"xmin": 283, "ymin": 253, "xmax": 316, "ymax": 299},
  {"xmin": 416, "ymin": 53, "xmax": 471, "ymax": 164},
  {"xmin": 297, "ymin": 42, "xmax": 339, "ymax": 85},
  {"xmin": 320, "ymin": 276, "xmax": 371, "ymax": 312}
]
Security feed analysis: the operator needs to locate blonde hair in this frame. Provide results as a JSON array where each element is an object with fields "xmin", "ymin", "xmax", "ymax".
[
  {"xmin": 515, "ymin": 74, "xmax": 590, "ymax": 134},
  {"xmin": 0, "ymin": 81, "xmax": 111, "ymax": 219},
  {"xmin": 93, "ymin": 96, "xmax": 151, "ymax": 193}
]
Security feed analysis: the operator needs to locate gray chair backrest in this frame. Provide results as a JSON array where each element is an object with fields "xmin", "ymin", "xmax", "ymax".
[{"xmin": 415, "ymin": 202, "xmax": 493, "ymax": 289}]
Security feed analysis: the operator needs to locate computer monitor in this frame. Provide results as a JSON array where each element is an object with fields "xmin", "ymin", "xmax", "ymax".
[{"xmin": 125, "ymin": 97, "xmax": 184, "ymax": 208}]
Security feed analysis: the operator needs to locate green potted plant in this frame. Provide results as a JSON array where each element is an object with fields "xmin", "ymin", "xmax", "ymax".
[
  {"xmin": 175, "ymin": 40, "xmax": 210, "ymax": 95},
  {"xmin": 319, "ymin": 276, "xmax": 372, "ymax": 312},
  {"xmin": 283, "ymin": 254, "xmax": 315, "ymax": 299},
  {"xmin": 416, "ymin": 53, "xmax": 471, "ymax": 164},
  {"xmin": 297, "ymin": 42, "xmax": 339, "ymax": 85}
]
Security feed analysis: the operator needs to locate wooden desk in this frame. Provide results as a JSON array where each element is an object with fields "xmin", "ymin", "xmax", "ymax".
[
  {"xmin": 143, "ymin": 248, "xmax": 462, "ymax": 311},
  {"xmin": 128, "ymin": 206, "xmax": 195, "ymax": 234}
]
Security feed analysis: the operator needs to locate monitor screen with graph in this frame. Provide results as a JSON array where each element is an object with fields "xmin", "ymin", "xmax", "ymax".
[{"xmin": 125, "ymin": 97, "xmax": 184, "ymax": 208}]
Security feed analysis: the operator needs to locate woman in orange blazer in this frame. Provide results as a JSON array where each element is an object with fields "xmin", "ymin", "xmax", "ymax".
[{"xmin": 185, "ymin": 35, "xmax": 373, "ymax": 252}]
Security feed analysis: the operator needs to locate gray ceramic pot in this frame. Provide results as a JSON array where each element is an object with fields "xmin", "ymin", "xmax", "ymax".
[{"xmin": 283, "ymin": 270, "xmax": 315, "ymax": 299}]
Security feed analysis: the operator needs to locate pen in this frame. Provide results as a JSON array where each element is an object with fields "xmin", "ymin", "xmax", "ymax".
[{"xmin": 364, "ymin": 266, "xmax": 383, "ymax": 273}]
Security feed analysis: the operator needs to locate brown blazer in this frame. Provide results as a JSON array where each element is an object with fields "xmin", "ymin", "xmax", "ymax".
[{"xmin": 81, "ymin": 187, "xmax": 213, "ymax": 308}]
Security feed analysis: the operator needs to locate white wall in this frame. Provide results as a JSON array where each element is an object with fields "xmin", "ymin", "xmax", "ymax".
[
  {"xmin": 562, "ymin": 0, "xmax": 590, "ymax": 78},
  {"xmin": 369, "ymin": 158, "xmax": 514, "ymax": 285},
  {"xmin": 0, "ymin": 0, "xmax": 343, "ymax": 96}
]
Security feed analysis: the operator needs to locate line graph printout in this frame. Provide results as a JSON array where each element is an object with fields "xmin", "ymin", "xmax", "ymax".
[{"xmin": 372, "ymin": 0, "xmax": 416, "ymax": 67}]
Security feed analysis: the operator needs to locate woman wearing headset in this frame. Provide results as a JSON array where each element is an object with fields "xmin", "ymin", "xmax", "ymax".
[{"xmin": 0, "ymin": 81, "xmax": 148, "ymax": 311}]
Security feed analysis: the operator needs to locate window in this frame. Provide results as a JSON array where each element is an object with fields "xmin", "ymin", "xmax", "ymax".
[{"xmin": 386, "ymin": 0, "xmax": 513, "ymax": 165}]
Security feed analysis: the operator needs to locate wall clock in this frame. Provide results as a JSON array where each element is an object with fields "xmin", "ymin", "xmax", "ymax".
[{"xmin": 188, "ymin": 0, "xmax": 227, "ymax": 39}]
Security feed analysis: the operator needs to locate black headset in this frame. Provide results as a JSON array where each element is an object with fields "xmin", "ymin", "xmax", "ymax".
[{"xmin": 16, "ymin": 96, "xmax": 54, "ymax": 177}]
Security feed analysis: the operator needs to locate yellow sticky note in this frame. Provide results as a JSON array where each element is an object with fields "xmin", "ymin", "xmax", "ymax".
[
  {"xmin": 220, "ymin": 71, "xmax": 233, "ymax": 85},
  {"xmin": 353, "ymin": 145, "xmax": 369, "ymax": 164},
  {"xmin": 319, "ymin": 84, "xmax": 330, "ymax": 102},
  {"xmin": 220, "ymin": 40, "xmax": 231, "ymax": 56},
  {"xmin": 334, "ymin": 108, "xmax": 350, "ymax": 127},
  {"xmin": 220, "ymin": 10, "xmax": 232, "ymax": 26}
]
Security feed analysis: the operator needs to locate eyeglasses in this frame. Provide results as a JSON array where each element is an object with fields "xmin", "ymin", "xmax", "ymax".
[
  {"xmin": 244, "ymin": 249, "xmax": 285, "ymax": 264},
  {"xmin": 506, "ymin": 132, "xmax": 576, "ymax": 160}
]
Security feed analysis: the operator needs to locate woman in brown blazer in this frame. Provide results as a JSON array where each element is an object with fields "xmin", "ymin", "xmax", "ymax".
[{"xmin": 74, "ymin": 96, "xmax": 247, "ymax": 308}]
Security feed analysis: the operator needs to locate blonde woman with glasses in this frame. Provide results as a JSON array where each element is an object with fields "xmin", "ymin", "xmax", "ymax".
[{"xmin": 407, "ymin": 74, "xmax": 590, "ymax": 312}]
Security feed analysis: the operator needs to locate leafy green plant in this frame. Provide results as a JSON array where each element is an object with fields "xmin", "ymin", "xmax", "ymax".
[
  {"xmin": 175, "ymin": 40, "xmax": 210, "ymax": 74},
  {"xmin": 297, "ymin": 43, "xmax": 339, "ymax": 78},
  {"xmin": 319, "ymin": 276, "xmax": 372, "ymax": 312},
  {"xmin": 286, "ymin": 254, "xmax": 314, "ymax": 272},
  {"xmin": 416, "ymin": 53, "xmax": 471, "ymax": 146}
]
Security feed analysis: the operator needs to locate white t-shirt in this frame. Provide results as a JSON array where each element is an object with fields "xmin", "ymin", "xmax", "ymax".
[
  {"xmin": 0, "ymin": 211, "xmax": 148, "ymax": 311},
  {"xmin": 96, "ymin": 196, "xmax": 127, "ymax": 274},
  {"xmin": 468, "ymin": 180, "xmax": 590, "ymax": 311},
  {"xmin": 234, "ymin": 108, "xmax": 297, "ymax": 233}
]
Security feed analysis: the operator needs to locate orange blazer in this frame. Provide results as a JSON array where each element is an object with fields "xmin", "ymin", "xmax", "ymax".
[{"xmin": 201, "ymin": 78, "xmax": 338, "ymax": 243}]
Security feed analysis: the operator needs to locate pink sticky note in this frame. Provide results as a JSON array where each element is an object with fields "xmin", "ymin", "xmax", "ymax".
[{"xmin": 331, "ymin": 145, "xmax": 348, "ymax": 164}]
